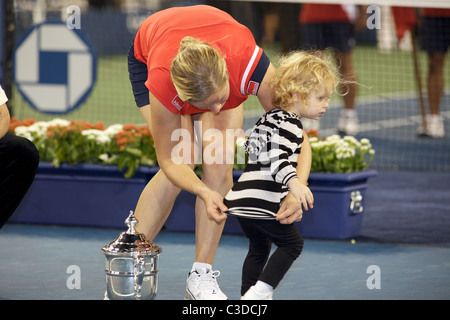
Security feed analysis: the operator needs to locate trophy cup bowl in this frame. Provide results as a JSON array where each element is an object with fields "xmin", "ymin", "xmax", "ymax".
[{"xmin": 101, "ymin": 211, "xmax": 162, "ymax": 300}]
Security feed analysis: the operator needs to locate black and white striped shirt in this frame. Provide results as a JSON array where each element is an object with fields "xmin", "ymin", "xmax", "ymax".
[{"xmin": 224, "ymin": 109, "xmax": 303, "ymax": 219}]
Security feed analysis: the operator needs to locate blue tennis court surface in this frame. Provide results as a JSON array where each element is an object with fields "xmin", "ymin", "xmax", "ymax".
[
  {"xmin": 2, "ymin": 93, "xmax": 449, "ymax": 301},
  {"xmin": 0, "ymin": 223, "xmax": 449, "ymax": 300},
  {"xmin": 1, "ymin": 169, "xmax": 450, "ymax": 300}
]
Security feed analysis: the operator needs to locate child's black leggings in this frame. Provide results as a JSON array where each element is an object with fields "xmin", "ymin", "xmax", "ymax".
[{"xmin": 237, "ymin": 217, "xmax": 304, "ymax": 295}]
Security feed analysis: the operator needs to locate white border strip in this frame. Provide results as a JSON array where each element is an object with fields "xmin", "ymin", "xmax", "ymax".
[{"xmin": 240, "ymin": 46, "xmax": 260, "ymax": 95}]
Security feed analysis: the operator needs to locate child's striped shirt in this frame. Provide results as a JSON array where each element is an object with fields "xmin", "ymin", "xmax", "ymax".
[{"xmin": 224, "ymin": 108, "xmax": 303, "ymax": 219}]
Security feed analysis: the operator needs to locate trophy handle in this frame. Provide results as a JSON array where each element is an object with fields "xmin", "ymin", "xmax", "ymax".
[{"xmin": 133, "ymin": 254, "xmax": 145, "ymax": 299}]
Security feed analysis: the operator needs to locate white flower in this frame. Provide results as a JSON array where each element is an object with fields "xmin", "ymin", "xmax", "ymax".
[
  {"xmin": 96, "ymin": 134, "xmax": 111, "ymax": 144},
  {"xmin": 336, "ymin": 146, "xmax": 355, "ymax": 159},
  {"xmin": 326, "ymin": 134, "xmax": 341, "ymax": 142},
  {"xmin": 81, "ymin": 129, "xmax": 112, "ymax": 144},
  {"xmin": 13, "ymin": 125, "xmax": 35, "ymax": 141},
  {"xmin": 81, "ymin": 129, "xmax": 102, "ymax": 137},
  {"xmin": 98, "ymin": 153, "xmax": 110, "ymax": 162},
  {"xmin": 47, "ymin": 118, "xmax": 70, "ymax": 127},
  {"xmin": 360, "ymin": 145, "xmax": 371, "ymax": 152},
  {"xmin": 104, "ymin": 124, "xmax": 124, "ymax": 137},
  {"xmin": 311, "ymin": 140, "xmax": 325, "ymax": 149},
  {"xmin": 15, "ymin": 118, "xmax": 71, "ymax": 141},
  {"xmin": 343, "ymin": 135, "xmax": 358, "ymax": 144},
  {"xmin": 14, "ymin": 122, "xmax": 50, "ymax": 141}
]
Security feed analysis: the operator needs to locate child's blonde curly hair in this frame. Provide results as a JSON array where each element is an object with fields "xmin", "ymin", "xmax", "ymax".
[{"xmin": 271, "ymin": 50, "xmax": 340, "ymax": 110}]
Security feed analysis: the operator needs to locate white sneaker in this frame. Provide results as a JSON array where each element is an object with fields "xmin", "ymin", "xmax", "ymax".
[
  {"xmin": 185, "ymin": 268, "xmax": 227, "ymax": 300},
  {"xmin": 241, "ymin": 286, "xmax": 273, "ymax": 300},
  {"xmin": 337, "ymin": 109, "xmax": 359, "ymax": 136},
  {"xmin": 417, "ymin": 114, "xmax": 445, "ymax": 138}
]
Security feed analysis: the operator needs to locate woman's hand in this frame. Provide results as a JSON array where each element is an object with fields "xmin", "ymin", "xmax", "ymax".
[
  {"xmin": 276, "ymin": 184, "xmax": 314, "ymax": 224},
  {"xmin": 201, "ymin": 189, "xmax": 228, "ymax": 223},
  {"xmin": 276, "ymin": 192, "xmax": 302, "ymax": 224}
]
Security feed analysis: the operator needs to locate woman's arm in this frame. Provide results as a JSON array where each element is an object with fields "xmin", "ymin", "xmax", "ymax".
[
  {"xmin": 142, "ymin": 94, "xmax": 228, "ymax": 222},
  {"xmin": 256, "ymin": 63, "xmax": 277, "ymax": 112}
]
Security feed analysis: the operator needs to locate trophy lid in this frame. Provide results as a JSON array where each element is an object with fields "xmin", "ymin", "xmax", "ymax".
[{"xmin": 101, "ymin": 211, "xmax": 161, "ymax": 255}]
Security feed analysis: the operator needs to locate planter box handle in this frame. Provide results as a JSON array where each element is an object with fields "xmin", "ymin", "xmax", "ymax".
[{"xmin": 350, "ymin": 191, "xmax": 364, "ymax": 214}]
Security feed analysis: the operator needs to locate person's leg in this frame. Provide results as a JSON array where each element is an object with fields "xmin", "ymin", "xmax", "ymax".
[
  {"xmin": 325, "ymin": 22, "xmax": 359, "ymax": 135},
  {"xmin": 134, "ymin": 171, "xmax": 182, "ymax": 239},
  {"xmin": 336, "ymin": 50, "xmax": 359, "ymax": 135},
  {"xmin": 422, "ymin": 52, "xmax": 446, "ymax": 138},
  {"xmin": 258, "ymin": 223, "xmax": 303, "ymax": 289},
  {"xmin": 238, "ymin": 217, "xmax": 272, "ymax": 296},
  {"xmin": 193, "ymin": 105, "xmax": 244, "ymax": 264},
  {"xmin": 0, "ymin": 133, "xmax": 39, "ymax": 228},
  {"xmin": 185, "ymin": 105, "xmax": 244, "ymax": 300},
  {"xmin": 134, "ymin": 105, "xmax": 197, "ymax": 240},
  {"xmin": 336, "ymin": 51, "xmax": 357, "ymax": 111},
  {"xmin": 427, "ymin": 52, "xmax": 445, "ymax": 116},
  {"xmin": 241, "ymin": 220, "xmax": 303, "ymax": 300},
  {"xmin": 417, "ymin": 16, "xmax": 447, "ymax": 138}
]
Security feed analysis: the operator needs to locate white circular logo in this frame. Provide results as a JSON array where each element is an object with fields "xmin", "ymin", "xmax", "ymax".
[{"xmin": 13, "ymin": 21, "xmax": 96, "ymax": 114}]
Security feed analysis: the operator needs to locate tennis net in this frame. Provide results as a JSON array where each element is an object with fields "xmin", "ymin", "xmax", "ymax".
[{"xmin": 7, "ymin": 0, "xmax": 450, "ymax": 171}]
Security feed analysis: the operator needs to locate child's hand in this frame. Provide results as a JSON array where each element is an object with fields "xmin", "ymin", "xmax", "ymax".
[{"xmin": 288, "ymin": 178, "xmax": 314, "ymax": 211}]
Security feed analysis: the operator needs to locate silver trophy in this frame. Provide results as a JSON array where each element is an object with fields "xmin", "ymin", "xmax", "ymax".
[{"xmin": 101, "ymin": 211, "xmax": 162, "ymax": 300}]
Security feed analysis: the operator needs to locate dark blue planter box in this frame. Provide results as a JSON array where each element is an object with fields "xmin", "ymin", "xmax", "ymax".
[
  {"xmin": 297, "ymin": 170, "xmax": 378, "ymax": 239},
  {"xmin": 166, "ymin": 170, "xmax": 378, "ymax": 239},
  {"xmin": 10, "ymin": 162, "xmax": 243, "ymax": 233},
  {"xmin": 10, "ymin": 163, "xmax": 377, "ymax": 239},
  {"xmin": 10, "ymin": 163, "xmax": 159, "ymax": 228}
]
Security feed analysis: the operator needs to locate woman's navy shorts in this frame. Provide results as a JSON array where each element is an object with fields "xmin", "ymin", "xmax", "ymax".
[
  {"xmin": 420, "ymin": 17, "xmax": 450, "ymax": 54},
  {"xmin": 301, "ymin": 22, "xmax": 355, "ymax": 53},
  {"xmin": 127, "ymin": 39, "xmax": 150, "ymax": 107}
]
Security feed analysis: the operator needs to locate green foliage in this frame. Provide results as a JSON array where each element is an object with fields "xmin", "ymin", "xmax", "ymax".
[
  {"xmin": 309, "ymin": 135, "xmax": 375, "ymax": 173},
  {"xmin": 11, "ymin": 118, "xmax": 155, "ymax": 178}
]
